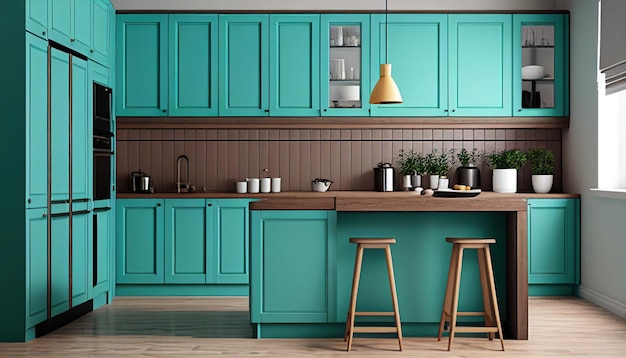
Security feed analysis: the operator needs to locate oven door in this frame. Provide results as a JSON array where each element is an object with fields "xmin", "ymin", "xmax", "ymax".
[{"xmin": 93, "ymin": 149, "xmax": 113, "ymax": 201}]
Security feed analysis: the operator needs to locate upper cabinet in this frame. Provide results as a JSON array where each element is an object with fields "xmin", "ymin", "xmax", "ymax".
[
  {"xmin": 26, "ymin": 0, "xmax": 48, "ymax": 39},
  {"xmin": 48, "ymin": 0, "xmax": 92, "ymax": 55},
  {"xmin": 91, "ymin": 0, "xmax": 112, "ymax": 67},
  {"xmin": 370, "ymin": 14, "xmax": 447, "ymax": 116},
  {"xmin": 448, "ymin": 14, "xmax": 512, "ymax": 116},
  {"xmin": 321, "ymin": 14, "xmax": 371, "ymax": 116},
  {"xmin": 116, "ymin": 14, "xmax": 169, "ymax": 116},
  {"xmin": 513, "ymin": 14, "xmax": 568, "ymax": 117}
]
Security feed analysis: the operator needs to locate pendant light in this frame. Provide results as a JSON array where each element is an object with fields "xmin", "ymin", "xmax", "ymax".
[{"xmin": 369, "ymin": 0, "xmax": 403, "ymax": 104}]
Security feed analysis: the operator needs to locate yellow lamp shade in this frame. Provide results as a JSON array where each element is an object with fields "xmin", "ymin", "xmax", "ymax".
[{"xmin": 369, "ymin": 64, "xmax": 403, "ymax": 104}]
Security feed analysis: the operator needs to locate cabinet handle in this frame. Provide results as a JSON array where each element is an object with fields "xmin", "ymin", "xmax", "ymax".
[
  {"xmin": 42, "ymin": 31, "xmax": 46, "ymax": 36},
  {"xmin": 264, "ymin": 109, "xmax": 269, "ymax": 113},
  {"xmin": 451, "ymin": 109, "xmax": 456, "ymax": 112},
  {"xmin": 70, "ymin": 38, "xmax": 75, "ymax": 42},
  {"xmin": 28, "ymin": 198, "xmax": 31, "ymax": 204},
  {"xmin": 90, "ymin": 49, "xmax": 94, "ymax": 53},
  {"xmin": 207, "ymin": 203, "xmax": 212, "ymax": 207},
  {"xmin": 157, "ymin": 203, "xmax": 161, "ymax": 206},
  {"xmin": 323, "ymin": 109, "xmax": 327, "ymax": 112},
  {"xmin": 42, "ymin": 212, "xmax": 47, "ymax": 217},
  {"xmin": 518, "ymin": 109, "xmax": 522, "ymax": 112},
  {"xmin": 444, "ymin": 109, "xmax": 448, "ymax": 112},
  {"xmin": 162, "ymin": 109, "xmax": 166, "ymax": 113}
]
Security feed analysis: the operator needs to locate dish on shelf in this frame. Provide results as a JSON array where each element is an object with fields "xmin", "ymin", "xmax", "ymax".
[
  {"xmin": 433, "ymin": 189, "xmax": 482, "ymax": 197},
  {"xmin": 522, "ymin": 65, "xmax": 545, "ymax": 80}
]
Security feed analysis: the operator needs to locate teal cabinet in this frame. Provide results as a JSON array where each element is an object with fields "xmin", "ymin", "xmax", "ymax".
[
  {"xmin": 72, "ymin": 57, "xmax": 90, "ymax": 201},
  {"xmin": 116, "ymin": 14, "xmax": 169, "ymax": 116},
  {"xmin": 164, "ymin": 199, "xmax": 212, "ymax": 283},
  {"xmin": 269, "ymin": 15, "xmax": 320, "ymax": 116},
  {"xmin": 214, "ymin": 199, "xmax": 250, "ymax": 284},
  {"xmin": 50, "ymin": 211, "xmax": 70, "ymax": 317},
  {"xmin": 26, "ymin": 0, "xmax": 48, "ymax": 39},
  {"xmin": 370, "ymin": 14, "xmax": 448, "ymax": 116},
  {"xmin": 91, "ymin": 0, "xmax": 112, "ymax": 67},
  {"xmin": 50, "ymin": 48, "xmax": 70, "ymax": 203},
  {"xmin": 48, "ymin": 0, "xmax": 92, "ymax": 55},
  {"xmin": 71, "ymin": 209, "xmax": 90, "ymax": 307},
  {"xmin": 168, "ymin": 15, "xmax": 218, "ymax": 116},
  {"xmin": 250, "ymin": 210, "xmax": 336, "ymax": 323},
  {"xmin": 218, "ymin": 14, "xmax": 269, "ymax": 116},
  {"xmin": 116, "ymin": 199, "xmax": 165, "ymax": 283},
  {"xmin": 26, "ymin": 208, "xmax": 49, "ymax": 328},
  {"xmin": 449, "ymin": 14, "xmax": 512, "ymax": 116},
  {"xmin": 91, "ymin": 207, "xmax": 111, "ymax": 298},
  {"xmin": 26, "ymin": 33, "xmax": 48, "ymax": 209},
  {"xmin": 527, "ymin": 199, "xmax": 580, "ymax": 292},
  {"xmin": 513, "ymin": 14, "xmax": 568, "ymax": 116},
  {"xmin": 321, "ymin": 14, "xmax": 371, "ymax": 116}
]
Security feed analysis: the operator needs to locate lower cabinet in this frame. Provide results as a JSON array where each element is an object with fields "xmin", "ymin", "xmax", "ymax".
[
  {"xmin": 250, "ymin": 210, "xmax": 337, "ymax": 323},
  {"xmin": 26, "ymin": 208, "xmax": 49, "ymax": 328},
  {"xmin": 91, "ymin": 207, "xmax": 112, "ymax": 298},
  {"xmin": 116, "ymin": 198, "xmax": 251, "ymax": 286},
  {"xmin": 527, "ymin": 198, "xmax": 580, "ymax": 295}
]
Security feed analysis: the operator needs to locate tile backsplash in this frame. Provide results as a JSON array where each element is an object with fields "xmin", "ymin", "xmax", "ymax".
[{"xmin": 116, "ymin": 128, "xmax": 562, "ymax": 193}]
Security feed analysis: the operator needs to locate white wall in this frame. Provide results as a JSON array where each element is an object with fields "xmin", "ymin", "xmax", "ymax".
[
  {"xmin": 558, "ymin": 0, "xmax": 626, "ymax": 318},
  {"xmin": 110, "ymin": 0, "xmax": 557, "ymax": 11}
]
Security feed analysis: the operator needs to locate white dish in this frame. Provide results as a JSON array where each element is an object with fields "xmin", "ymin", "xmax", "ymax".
[{"xmin": 522, "ymin": 65, "xmax": 545, "ymax": 80}]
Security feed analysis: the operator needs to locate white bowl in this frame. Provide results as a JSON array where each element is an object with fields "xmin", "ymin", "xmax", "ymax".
[
  {"xmin": 311, "ymin": 181, "xmax": 332, "ymax": 192},
  {"xmin": 522, "ymin": 65, "xmax": 545, "ymax": 80}
]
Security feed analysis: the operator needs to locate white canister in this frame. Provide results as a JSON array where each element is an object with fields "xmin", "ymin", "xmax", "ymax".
[
  {"xmin": 236, "ymin": 181, "xmax": 247, "ymax": 194},
  {"xmin": 260, "ymin": 178, "xmax": 271, "ymax": 193},
  {"xmin": 247, "ymin": 178, "xmax": 260, "ymax": 193},
  {"xmin": 271, "ymin": 178, "xmax": 282, "ymax": 193},
  {"xmin": 438, "ymin": 177, "xmax": 450, "ymax": 190}
]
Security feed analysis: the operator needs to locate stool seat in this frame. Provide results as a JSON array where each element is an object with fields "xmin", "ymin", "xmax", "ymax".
[
  {"xmin": 344, "ymin": 238, "xmax": 402, "ymax": 352},
  {"xmin": 437, "ymin": 237, "xmax": 505, "ymax": 351}
]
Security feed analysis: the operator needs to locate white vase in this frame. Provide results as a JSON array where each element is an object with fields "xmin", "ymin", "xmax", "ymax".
[
  {"xmin": 403, "ymin": 174, "xmax": 412, "ymax": 190},
  {"xmin": 429, "ymin": 175, "xmax": 439, "ymax": 190},
  {"xmin": 532, "ymin": 174, "xmax": 553, "ymax": 193},
  {"xmin": 492, "ymin": 168, "xmax": 518, "ymax": 193},
  {"xmin": 438, "ymin": 177, "xmax": 449, "ymax": 190}
]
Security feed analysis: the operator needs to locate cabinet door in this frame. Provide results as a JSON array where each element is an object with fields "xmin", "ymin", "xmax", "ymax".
[
  {"xmin": 250, "ymin": 210, "xmax": 334, "ymax": 323},
  {"xmin": 50, "ymin": 210, "xmax": 70, "ymax": 317},
  {"xmin": 213, "ymin": 199, "xmax": 250, "ymax": 284},
  {"xmin": 218, "ymin": 14, "xmax": 269, "ymax": 116},
  {"xmin": 48, "ymin": 0, "xmax": 72, "ymax": 48},
  {"xmin": 116, "ymin": 199, "xmax": 165, "ymax": 283},
  {"xmin": 527, "ymin": 199, "xmax": 576, "ymax": 284},
  {"xmin": 72, "ymin": 56, "xmax": 90, "ymax": 201},
  {"xmin": 26, "ymin": 0, "xmax": 48, "ymax": 39},
  {"xmin": 71, "ymin": 0, "xmax": 92, "ymax": 55},
  {"xmin": 50, "ymin": 48, "xmax": 70, "ymax": 203},
  {"xmin": 164, "ymin": 199, "xmax": 209, "ymax": 283},
  {"xmin": 26, "ymin": 208, "xmax": 48, "ymax": 328},
  {"xmin": 26, "ymin": 33, "xmax": 48, "ymax": 209},
  {"xmin": 91, "ymin": 0, "xmax": 111, "ymax": 67},
  {"xmin": 71, "ymin": 210, "xmax": 90, "ymax": 307},
  {"xmin": 169, "ymin": 15, "xmax": 218, "ymax": 116},
  {"xmin": 116, "ymin": 14, "xmax": 169, "ymax": 116},
  {"xmin": 321, "ymin": 14, "xmax": 371, "ymax": 116},
  {"xmin": 269, "ymin": 14, "xmax": 320, "ymax": 116},
  {"xmin": 370, "ymin": 14, "xmax": 447, "ymax": 116},
  {"xmin": 449, "ymin": 14, "xmax": 512, "ymax": 116},
  {"xmin": 91, "ymin": 207, "xmax": 111, "ymax": 298},
  {"xmin": 513, "ymin": 14, "xmax": 567, "ymax": 116}
]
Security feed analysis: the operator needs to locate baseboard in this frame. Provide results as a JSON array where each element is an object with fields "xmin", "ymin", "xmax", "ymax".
[{"xmin": 579, "ymin": 285, "xmax": 626, "ymax": 319}]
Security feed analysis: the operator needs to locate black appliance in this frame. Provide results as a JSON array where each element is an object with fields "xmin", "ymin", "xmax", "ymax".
[{"xmin": 93, "ymin": 83, "xmax": 114, "ymax": 201}]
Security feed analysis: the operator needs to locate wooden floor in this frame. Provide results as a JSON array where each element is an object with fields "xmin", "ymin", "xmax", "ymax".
[{"xmin": 1, "ymin": 296, "xmax": 626, "ymax": 357}]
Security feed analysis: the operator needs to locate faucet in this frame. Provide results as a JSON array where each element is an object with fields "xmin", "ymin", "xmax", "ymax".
[{"xmin": 176, "ymin": 155, "xmax": 190, "ymax": 193}]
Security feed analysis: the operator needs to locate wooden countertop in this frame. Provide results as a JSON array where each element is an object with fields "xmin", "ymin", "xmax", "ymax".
[{"xmin": 117, "ymin": 191, "xmax": 580, "ymax": 211}]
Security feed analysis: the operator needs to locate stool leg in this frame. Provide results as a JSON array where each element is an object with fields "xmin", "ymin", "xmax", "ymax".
[
  {"xmin": 483, "ymin": 246, "xmax": 505, "ymax": 351},
  {"xmin": 477, "ymin": 247, "xmax": 495, "ymax": 340},
  {"xmin": 346, "ymin": 244, "xmax": 365, "ymax": 352},
  {"xmin": 438, "ymin": 244, "xmax": 459, "ymax": 341},
  {"xmin": 448, "ymin": 246, "xmax": 464, "ymax": 351},
  {"xmin": 385, "ymin": 245, "xmax": 403, "ymax": 351}
]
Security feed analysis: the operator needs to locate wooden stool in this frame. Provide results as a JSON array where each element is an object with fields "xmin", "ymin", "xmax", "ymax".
[
  {"xmin": 344, "ymin": 238, "xmax": 403, "ymax": 352},
  {"xmin": 437, "ymin": 238, "xmax": 505, "ymax": 351}
]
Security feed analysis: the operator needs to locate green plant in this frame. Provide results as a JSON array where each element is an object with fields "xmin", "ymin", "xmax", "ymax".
[
  {"xmin": 486, "ymin": 149, "xmax": 527, "ymax": 170},
  {"xmin": 526, "ymin": 147, "xmax": 554, "ymax": 175},
  {"xmin": 397, "ymin": 149, "xmax": 426, "ymax": 175},
  {"xmin": 425, "ymin": 148, "xmax": 456, "ymax": 177},
  {"xmin": 456, "ymin": 147, "xmax": 484, "ymax": 167}
]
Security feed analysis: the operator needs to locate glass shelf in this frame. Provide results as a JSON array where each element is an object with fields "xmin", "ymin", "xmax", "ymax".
[
  {"xmin": 330, "ymin": 45, "xmax": 361, "ymax": 48},
  {"xmin": 522, "ymin": 45, "xmax": 555, "ymax": 49},
  {"xmin": 522, "ymin": 78, "xmax": 554, "ymax": 81}
]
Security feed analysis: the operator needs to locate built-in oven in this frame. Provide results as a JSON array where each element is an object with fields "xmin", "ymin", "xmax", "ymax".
[{"xmin": 93, "ymin": 83, "xmax": 114, "ymax": 201}]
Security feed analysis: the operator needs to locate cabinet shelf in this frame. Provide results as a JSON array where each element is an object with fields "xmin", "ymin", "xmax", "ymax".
[
  {"xmin": 330, "ymin": 45, "xmax": 361, "ymax": 48},
  {"xmin": 330, "ymin": 79, "xmax": 360, "ymax": 84},
  {"xmin": 522, "ymin": 45, "xmax": 554, "ymax": 48},
  {"xmin": 522, "ymin": 78, "xmax": 554, "ymax": 81}
]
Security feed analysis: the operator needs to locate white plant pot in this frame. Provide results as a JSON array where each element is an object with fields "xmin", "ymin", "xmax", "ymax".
[
  {"xmin": 532, "ymin": 174, "xmax": 553, "ymax": 193},
  {"xmin": 492, "ymin": 168, "xmax": 518, "ymax": 193},
  {"xmin": 429, "ymin": 175, "xmax": 439, "ymax": 190}
]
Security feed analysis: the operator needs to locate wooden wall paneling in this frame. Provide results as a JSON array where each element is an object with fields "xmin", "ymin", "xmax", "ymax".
[
  {"xmin": 278, "ymin": 140, "xmax": 290, "ymax": 190},
  {"xmin": 239, "ymin": 140, "xmax": 250, "ymax": 180},
  {"xmin": 228, "ymin": 140, "xmax": 239, "ymax": 190},
  {"xmin": 319, "ymin": 140, "xmax": 331, "ymax": 186},
  {"xmin": 160, "ymin": 140, "xmax": 173, "ymax": 193},
  {"xmin": 361, "ymin": 139, "xmax": 373, "ymax": 190},
  {"xmin": 330, "ymin": 141, "xmax": 341, "ymax": 190},
  {"xmin": 289, "ymin": 138, "xmax": 300, "ymax": 191},
  {"xmin": 216, "ymin": 140, "xmax": 228, "ymax": 191},
  {"xmin": 351, "ymin": 140, "xmax": 361, "ymax": 190},
  {"xmin": 310, "ymin": 140, "xmax": 321, "ymax": 186},
  {"xmin": 340, "ymin": 139, "xmax": 351, "ymax": 191},
  {"xmin": 116, "ymin": 140, "xmax": 129, "ymax": 192},
  {"xmin": 206, "ymin": 141, "xmax": 218, "ymax": 191},
  {"xmin": 127, "ymin": 140, "xmax": 140, "ymax": 184},
  {"xmin": 184, "ymin": 130, "xmax": 196, "ymax": 190},
  {"xmin": 268, "ymin": 140, "xmax": 280, "ymax": 189},
  {"xmin": 300, "ymin": 139, "xmax": 311, "ymax": 190},
  {"xmin": 195, "ymin": 133, "xmax": 207, "ymax": 191}
]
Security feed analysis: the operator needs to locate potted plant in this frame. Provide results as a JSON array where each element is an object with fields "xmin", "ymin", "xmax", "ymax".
[
  {"xmin": 425, "ymin": 148, "xmax": 455, "ymax": 189},
  {"xmin": 486, "ymin": 149, "xmax": 527, "ymax": 193},
  {"xmin": 527, "ymin": 147, "xmax": 554, "ymax": 193},
  {"xmin": 456, "ymin": 148, "xmax": 484, "ymax": 189},
  {"xmin": 397, "ymin": 149, "xmax": 425, "ymax": 190}
]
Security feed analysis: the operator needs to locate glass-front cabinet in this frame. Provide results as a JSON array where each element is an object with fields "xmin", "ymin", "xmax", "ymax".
[
  {"xmin": 513, "ymin": 14, "xmax": 568, "ymax": 116},
  {"xmin": 320, "ymin": 15, "xmax": 370, "ymax": 116}
]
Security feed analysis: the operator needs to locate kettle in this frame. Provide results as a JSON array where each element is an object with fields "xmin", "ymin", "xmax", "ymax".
[
  {"xmin": 131, "ymin": 170, "xmax": 152, "ymax": 193},
  {"xmin": 374, "ymin": 163, "xmax": 395, "ymax": 192}
]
